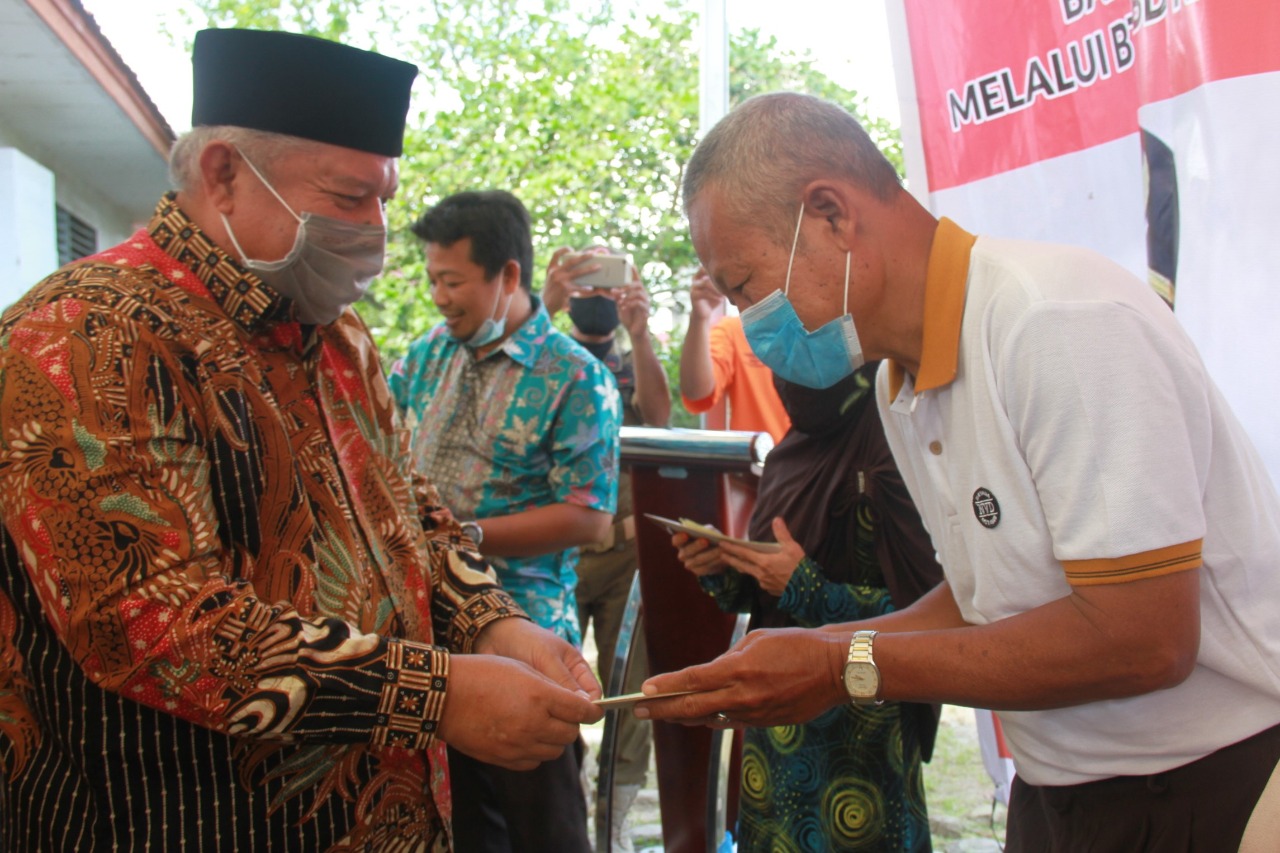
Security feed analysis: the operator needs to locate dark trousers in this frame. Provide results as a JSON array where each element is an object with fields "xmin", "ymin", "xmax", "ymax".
[
  {"xmin": 1006, "ymin": 720, "xmax": 1280, "ymax": 852},
  {"xmin": 447, "ymin": 739, "xmax": 591, "ymax": 853}
]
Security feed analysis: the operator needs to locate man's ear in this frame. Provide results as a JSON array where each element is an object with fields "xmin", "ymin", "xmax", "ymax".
[
  {"xmin": 199, "ymin": 141, "xmax": 240, "ymax": 215},
  {"xmin": 800, "ymin": 180, "xmax": 858, "ymax": 253},
  {"xmin": 502, "ymin": 259, "xmax": 523, "ymax": 294}
]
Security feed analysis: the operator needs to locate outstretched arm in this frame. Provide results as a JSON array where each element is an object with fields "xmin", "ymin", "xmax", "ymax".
[{"xmin": 636, "ymin": 569, "xmax": 1199, "ymax": 726}]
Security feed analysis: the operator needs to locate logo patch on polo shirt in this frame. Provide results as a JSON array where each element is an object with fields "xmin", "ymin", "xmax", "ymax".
[{"xmin": 972, "ymin": 488, "xmax": 1000, "ymax": 528}]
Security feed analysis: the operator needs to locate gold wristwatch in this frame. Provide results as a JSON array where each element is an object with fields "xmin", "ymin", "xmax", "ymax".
[{"xmin": 842, "ymin": 630, "xmax": 883, "ymax": 706}]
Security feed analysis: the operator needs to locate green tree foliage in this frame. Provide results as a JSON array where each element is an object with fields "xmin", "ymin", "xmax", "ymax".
[
  {"xmin": 173, "ymin": 0, "xmax": 358, "ymax": 43},
  {"xmin": 181, "ymin": 0, "xmax": 901, "ymax": 421}
]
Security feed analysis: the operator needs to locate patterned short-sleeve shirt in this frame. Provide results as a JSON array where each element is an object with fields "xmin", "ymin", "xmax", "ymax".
[{"xmin": 391, "ymin": 299, "xmax": 621, "ymax": 644}]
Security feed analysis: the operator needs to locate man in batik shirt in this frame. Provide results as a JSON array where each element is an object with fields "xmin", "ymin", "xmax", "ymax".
[
  {"xmin": 0, "ymin": 29, "xmax": 601, "ymax": 852},
  {"xmin": 390, "ymin": 190, "xmax": 621, "ymax": 852}
]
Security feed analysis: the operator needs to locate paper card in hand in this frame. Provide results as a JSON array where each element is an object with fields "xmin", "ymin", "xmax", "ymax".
[
  {"xmin": 594, "ymin": 689, "xmax": 699, "ymax": 708},
  {"xmin": 644, "ymin": 513, "xmax": 782, "ymax": 554}
]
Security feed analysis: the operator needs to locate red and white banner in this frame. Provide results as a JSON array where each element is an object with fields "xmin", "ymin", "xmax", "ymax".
[{"xmin": 887, "ymin": 0, "xmax": 1280, "ymax": 486}]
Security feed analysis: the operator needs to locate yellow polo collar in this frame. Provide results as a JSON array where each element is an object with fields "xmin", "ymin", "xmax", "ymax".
[{"xmin": 887, "ymin": 217, "xmax": 977, "ymax": 400}]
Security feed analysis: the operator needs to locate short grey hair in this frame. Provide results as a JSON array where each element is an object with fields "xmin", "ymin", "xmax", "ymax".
[
  {"xmin": 167, "ymin": 125, "xmax": 312, "ymax": 191},
  {"xmin": 682, "ymin": 92, "xmax": 902, "ymax": 242}
]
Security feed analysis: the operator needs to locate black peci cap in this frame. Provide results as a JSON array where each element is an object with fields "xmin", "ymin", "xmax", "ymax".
[{"xmin": 191, "ymin": 28, "xmax": 418, "ymax": 157}]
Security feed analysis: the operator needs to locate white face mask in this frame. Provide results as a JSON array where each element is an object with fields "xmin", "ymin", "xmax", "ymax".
[{"xmin": 220, "ymin": 150, "xmax": 387, "ymax": 325}]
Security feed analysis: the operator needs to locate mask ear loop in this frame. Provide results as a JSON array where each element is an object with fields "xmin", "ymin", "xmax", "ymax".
[
  {"xmin": 486, "ymin": 279, "xmax": 505, "ymax": 323},
  {"xmin": 234, "ymin": 146, "xmax": 302, "ymax": 222},
  {"xmin": 221, "ymin": 146, "xmax": 304, "ymax": 266},
  {"xmin": 784, "ymin": 203, "xmax": 805, "ymax": 297},
  {"xmin": 489, "ymin": 268, "xmax": 517, "ymax": 326},
  {"xmin": 497, "ymin": 286, "xmax": 514, "ymax": 326},
  {"xmin": 220, "ymin": 212, "xmax": 253, "ymax": 263},
  {"xmin": 843, "ymin": 251, "xmax": 851, "ymax": 315}
]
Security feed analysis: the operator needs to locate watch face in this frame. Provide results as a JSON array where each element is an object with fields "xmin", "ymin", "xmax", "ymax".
[{"xmin": 843, "ymin": 662, "xmax": 879, "ymax": 698}]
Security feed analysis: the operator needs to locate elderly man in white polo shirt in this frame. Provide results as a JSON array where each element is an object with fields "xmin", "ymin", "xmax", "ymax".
[{"xmin": 639, "ymin": 91, "xmax": 1280, "ymax": 850}]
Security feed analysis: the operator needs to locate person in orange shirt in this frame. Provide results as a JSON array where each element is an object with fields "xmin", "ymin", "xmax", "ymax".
[{"xmin": 679, "ymin": 267, "xmax": 791, "ymax": 443}]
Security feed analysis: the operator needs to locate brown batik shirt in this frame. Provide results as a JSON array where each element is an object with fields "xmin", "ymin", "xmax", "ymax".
[{"xmin": 0, "ymin": 194, "xmax": 523, "ymax": 851}]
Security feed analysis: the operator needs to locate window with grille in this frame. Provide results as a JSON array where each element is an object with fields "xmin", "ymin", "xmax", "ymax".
[{"xmin": 56, "ymin": 205, "xmax": 97, "ymax": 266}]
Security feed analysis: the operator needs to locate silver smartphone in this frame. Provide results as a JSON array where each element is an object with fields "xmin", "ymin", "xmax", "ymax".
[{"xmin": 572, "ymin": 253, "xmax": 633, "ymax": 288}]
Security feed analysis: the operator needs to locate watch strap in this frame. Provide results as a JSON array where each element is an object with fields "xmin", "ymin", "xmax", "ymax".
[
  {"xmin": 460, "ymin": 520, "xmax": 483, "ymax": 546},
  {"xmin": 846, "ymin": 629, "xmax": 883, "ymax": 706},
  {"xmin": 848, "ymin": 629, "xmax": 877, "ymax": 666}
]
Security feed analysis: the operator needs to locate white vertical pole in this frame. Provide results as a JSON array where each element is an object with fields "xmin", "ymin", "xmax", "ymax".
[
  {"xmin": 695, "ymin": 0, "xmax": 730, "ymax": 431},
  {"xmin": 699, "ymin": 0, "xmax": 729, "ymax": 136}
]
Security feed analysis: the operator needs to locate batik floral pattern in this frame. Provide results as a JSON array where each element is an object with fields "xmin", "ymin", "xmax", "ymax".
[{"xmin": 0, "ymin": 195, "xmax": 521, "ymax": 850}]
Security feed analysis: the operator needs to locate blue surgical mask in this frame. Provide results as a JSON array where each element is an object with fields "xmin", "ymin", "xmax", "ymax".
[
  {"xmin": 463, "ymin": 280, "xmax": 513, "ymax": 349},
  {"xmin": 740, "ymin": 203, "xmax": 864, "ymax": 389}
]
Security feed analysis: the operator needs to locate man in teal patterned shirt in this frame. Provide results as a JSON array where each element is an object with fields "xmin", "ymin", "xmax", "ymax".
[{"xmin": 390, "ymin": 189, "xmax": 620, "ymax": 852}]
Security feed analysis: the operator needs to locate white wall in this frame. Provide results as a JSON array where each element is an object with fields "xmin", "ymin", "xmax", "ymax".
[
  {"xmin": 0, "ymin": 147, "xmax": 56, "ymax": 311},
  {"xmin": 0, "ymin": 139, "xmax": 148, "ymax": 311},
  {"xmin": 53, "ymin": 167, "xmax": 147, "ymax": 251}
]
